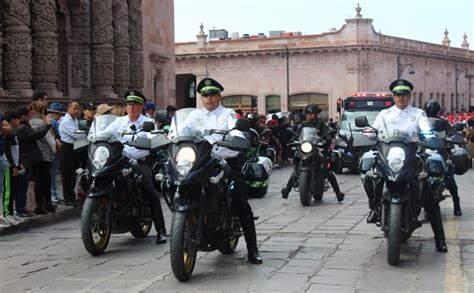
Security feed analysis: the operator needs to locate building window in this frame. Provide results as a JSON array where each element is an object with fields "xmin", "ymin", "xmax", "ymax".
[
  {"xmin": 265, "ymin": 95, "xmax": 281, "ymax": 113},
  {"xmin": 412, "ymin": 93, "xmax": 417, "ymax": 106},
  {"xmin": 418, "ymin": 93, "xmax": 423, "ymax": 108},
  {"xmin": 441, "ymin": 94, "xmax": 445, "ymax": 109},
  {"xmin": 451, "ymin": 94, "xmax": 454, "ymax": 113},
  {"xmin": 289, "ymin": 93, "xmax": 329, "ymax": 120},
  {"xmin": 222, "ymin": 95, "xmax": 257, "ymax": 113}
]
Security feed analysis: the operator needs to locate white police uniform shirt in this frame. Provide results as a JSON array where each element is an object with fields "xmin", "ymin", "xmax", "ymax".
[
  {"xmin": 372, "ymin": 105, "xmax": 431, "ymax": 139},
  {"xmin": 180, "ymin": 105, "xmax": 241, "ymax": 159},
  {"xmin": 106, "ymin": 114, "xmax": 155, "ymax": 159}
]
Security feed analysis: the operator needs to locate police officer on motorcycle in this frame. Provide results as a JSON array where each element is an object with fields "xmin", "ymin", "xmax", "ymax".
[
  {"xmin": 369, "ymin": 79, "xmax": 447, "ymax": 252},
  {"xmin": 424, "ymin": 99, "xmax": 462, "ymax": 216},
  {"xmin": 106, "ymin": 90, "xmax": 167, "ymax": 245},
  {"xmin": 189, "ymin": 78, "xmax": 263, "ymax": 264},
  {"xmin": 281, "ymin": 103, "xmax": 345, "ymax": 202}
]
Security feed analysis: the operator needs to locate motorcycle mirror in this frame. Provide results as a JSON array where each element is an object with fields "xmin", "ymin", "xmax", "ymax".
[
  {"xmin": 355, "ymin": 116, "xmax": 369, "ymax": 128},
  {"xmin": 431, "ymin": 119, "xmax": 446, "ymax": 132},
  {"xmin": 452, "ymin": 123, "xmax": 464, "ymax": 132},
  {"xmin": 154, "ymin": 110, "xmax": 168, "ymax": 123},
  {"xmin": 78, "ymin": 120, "xmax": 89, "ymax": 131},
  {"xmin": 449, "ymin": 134, "xmax": 465, "ymax": 145},
  {"xmin": 235, "ymin": 118, "xmax": 251, "ymax": 132},
  {"xmin": 142, "ymin": 121, "xmax": 155, "ymax": 132}
]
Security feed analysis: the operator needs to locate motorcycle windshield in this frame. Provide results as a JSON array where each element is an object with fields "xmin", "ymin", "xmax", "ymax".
[
  {"xmin": 299, "ymin": 127, "xmax": 318, "ymax": 143},
  {"xmin": 168, "ymin": 108, "xmax": 210, "ymax": 140},
  {"xmin": 87, "ymin": 115, "xmax": 121, "ymax": 142}
]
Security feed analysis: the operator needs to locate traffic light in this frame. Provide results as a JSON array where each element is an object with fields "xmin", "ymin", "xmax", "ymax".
[{"xmin": 336, "ymin": 98, "xmax": 343, "ymax": 113}]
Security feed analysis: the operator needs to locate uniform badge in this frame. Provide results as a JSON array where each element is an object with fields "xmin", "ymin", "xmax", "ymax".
[
  {"xmin": 410, "ymin": 116, "xmax": 416, "ymax": 121},
  {"xmin": 218, "ymin": 117, "xmax": 226, "ymax": 125},
  {"xmin": 397, "ymin": 80, "xmax": 404, "ymax": 85},
  {"xmin": 130, "ymin": 91, "xmax": 135, "ymax": 96},
  {"xmin": 205, "ymin": 79, "xmax": 212, "ymax": 86}
]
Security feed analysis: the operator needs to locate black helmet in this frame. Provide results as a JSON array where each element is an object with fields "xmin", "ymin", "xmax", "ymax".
[
  {"xmin": 451, "ymin": 147, "xmax": 469, "ymax": 175},
  {"xmin": 306, "ymin": 104, "xmax": 321, "ymax": 114},
  {"xmin": 424, "ymin": 99, "xmax": 441, "ymax": 118}
]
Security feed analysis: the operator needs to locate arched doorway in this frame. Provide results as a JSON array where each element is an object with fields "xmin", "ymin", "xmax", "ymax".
[{"xmin": 265, "ymin": 95, "xmax": 281, "ymax": 113}]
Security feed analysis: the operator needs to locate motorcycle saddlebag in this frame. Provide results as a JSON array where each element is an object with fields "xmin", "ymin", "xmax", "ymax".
[{"xmin": 244, "ymin": 156, "xmax": 273, "ymax": 180}]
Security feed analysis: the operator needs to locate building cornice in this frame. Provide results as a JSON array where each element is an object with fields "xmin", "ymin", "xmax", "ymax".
[{"xmin": 176, "ymin": 44, "xmax": 473, "ymax": 64}]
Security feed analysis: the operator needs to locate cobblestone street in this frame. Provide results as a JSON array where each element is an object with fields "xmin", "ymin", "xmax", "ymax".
[{"xmin": 1, "ymin": 167, "xmax": 473, "ymax": 292}]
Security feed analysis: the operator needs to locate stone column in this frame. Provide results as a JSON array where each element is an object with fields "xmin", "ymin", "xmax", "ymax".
[
  {"xmin": 112, "ymin": 0, "xmax": 130, "ymax": 97},
  {"xmin": 128, "ymin": 0, "xmax": 144, "ymax": 90},
  {"xmin": 2, "ymin": 0, "xmax": 33, "ymax": 97},
  {"xmin": 67, "ymin": 0, "xmax": 92, "ymax": 98},
  {"xmin": 0, "ymin": 0, "xmax": 4, "ymax": 94},
  {"xmin": 30, "ymin": 0, "xmax": 62, "ymax": 96},
  {"xmin": 91, "ymin": 0, "xmax": 116, "ymax": 98}
]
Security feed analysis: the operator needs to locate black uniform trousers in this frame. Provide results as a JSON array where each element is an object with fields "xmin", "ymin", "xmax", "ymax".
[
  {"xmin": 226, "ymin": 156, "xmax": 259, "ymax": 253},
  {"xmin": 59, "ymin": 142, "xmax": 80, "ymax": 203},
  {"xmin": 284, "ymin": 156, "xmax": 343, "ymax": 197},
  {"xmin": 132, "ymin": 161, "xmax": 166, "ymax": 233}
]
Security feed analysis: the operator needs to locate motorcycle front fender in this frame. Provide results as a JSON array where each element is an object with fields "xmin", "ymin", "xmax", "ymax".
[
  {"xmin": 174, "ymin": 198, "xmax": 200, "ymax": 212},
  {"xmin": 87, "ymin": 184, "xmax": 113, "ymax": 198}
]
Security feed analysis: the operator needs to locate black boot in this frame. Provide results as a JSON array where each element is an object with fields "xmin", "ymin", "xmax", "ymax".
[
  {"xmin": 156, "ymin": 228, "xmax": 167, "ymax": 245},
  {"xmin": 366, "ymin": 210, "xmax": 379, "ymax": 224},
  {"xmin": 327, "ymin": 171, "xmax": 344, "ymax": 202},
  {"xmin": 281, "ymin": 174, "xmax": 296, "ymax": 199},
  {"xmin": 453, "ymin": 197, "xmax": 462, "ymax": 216},
  {"xmin": 428, "ymin": 206, "xmax": 448, "ymax": 253},
  {"xmin": 239, "ymin": 208, "xmax": 262, "ymax": 264},
  {"xmin": 446, "ymin": 176, "xmax": 462, "ymax": 216}
]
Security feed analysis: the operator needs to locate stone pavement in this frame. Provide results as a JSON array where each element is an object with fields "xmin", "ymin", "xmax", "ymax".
[{"xmin": 0, "ymin": 167, "xmax": 473, "ymax": 292}]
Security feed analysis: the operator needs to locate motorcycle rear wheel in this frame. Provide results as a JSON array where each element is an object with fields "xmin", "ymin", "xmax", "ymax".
[
  {"xmin": 130, "ymin": 206, "xmax": 153, "ymax": 238},
  {"xmin": 218, "ymin": 236, "xmax": 239, "ymax": 254},
  {"xmin": 81, "ymin": 197, "xmax": 112, "ymax": 256},
  {"xmin": 170, "ymin": 211, "xmax": 197, "ymax": 282},
  {"xmin": 299, "ymin": 171, "xmax": 311, "ymax": 206},
  {"xmin": 387, "ymin": 203, "xmax": 402, "ymax": 266}
]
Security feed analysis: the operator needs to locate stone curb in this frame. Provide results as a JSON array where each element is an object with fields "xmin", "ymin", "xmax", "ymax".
[{"xmin": 0, "ymin": 205, "xmax": 82, "ymax": 236}]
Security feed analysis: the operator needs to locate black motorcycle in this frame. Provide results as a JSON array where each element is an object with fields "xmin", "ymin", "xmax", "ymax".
[
  {"xmin": 163, "ymin": 108, "xmax": 250, "ymax": 281},
  {"xmin": 74, "ymin": 115, "xmax": 158, "ymax": 256},
  {"xmin": 356, "ymin": 116, "xmax": 449, "ymax": 266},
  {"xmin": 291, "ymin": 127, "xmax": 334, "ymax": 206}
]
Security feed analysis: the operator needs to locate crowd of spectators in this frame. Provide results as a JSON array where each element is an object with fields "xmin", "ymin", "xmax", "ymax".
[{"xmin": 0, "ymin": 91, "xmax": 176, "ymax": 228}]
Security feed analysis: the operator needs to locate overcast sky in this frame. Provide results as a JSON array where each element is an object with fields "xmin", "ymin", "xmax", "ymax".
[{"xmin": 174, "ymin": 0, "xmax": 474, "ymax": 48}]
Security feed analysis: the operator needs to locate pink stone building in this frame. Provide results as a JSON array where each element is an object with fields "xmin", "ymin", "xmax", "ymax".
[
  {"xmin": 175, "ymin": 5, "xmax": 473, "ymax": 119},
  {"xmin": 0, "ymin": 0, "xmax": 175, "ymax": 110}
]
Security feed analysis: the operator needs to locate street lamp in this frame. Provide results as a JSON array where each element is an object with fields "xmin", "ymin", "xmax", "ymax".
[
  {"xmin": 280, "ymin": 45, "xmax": 289, "ymax": 108},
  {"xmin": 455, "ymin": 61, "xmax": 471, "ymax": 113},
  {"xmin": 397, "ymin": 54, "xmax": 415, "ymax": 79}
]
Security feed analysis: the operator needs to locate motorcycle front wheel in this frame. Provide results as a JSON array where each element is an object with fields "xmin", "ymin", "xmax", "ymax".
[
  {"xmin": 299, "ymin": 171, "xmax": 311, "ymax": 206},
  {"xmin": 81, "ymin": 197, "xmax": 112, "ymax": 256},
  {"xmin": 170, "ymin": 211, "xmax": 197, "ymax": 282},
  {"xmin": 387, "ymin": 203, "xmax": 402, "ymax": 266}
]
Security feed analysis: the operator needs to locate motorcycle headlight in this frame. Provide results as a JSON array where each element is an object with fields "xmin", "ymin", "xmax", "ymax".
[
  {"xmin": 386, "ymin": 147, "xmax": 405, "ymax": 173},
  {"xmin": 92, "ymin": 146, "xmax": 110, "ymax": 171},
  {"xmin": 176, "ymin": 147, "xmax": 196, "ymax": 176},
  {"xmin": 301, "ymin": 142, "xmax": 313, "ymax": 153}
]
